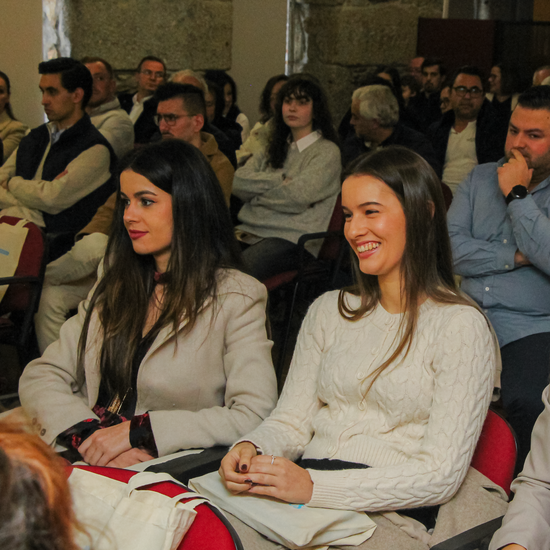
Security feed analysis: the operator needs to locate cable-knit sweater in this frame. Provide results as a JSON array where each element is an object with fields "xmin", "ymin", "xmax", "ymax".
[{"xmin": 240, "ymin": 291, "xmax": 496, "ymax": 512}]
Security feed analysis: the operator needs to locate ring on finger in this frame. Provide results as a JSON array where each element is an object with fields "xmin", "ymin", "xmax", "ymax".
[{"xmin": 271, "ymin": 455, "xmax": 276, "ymax": 465}]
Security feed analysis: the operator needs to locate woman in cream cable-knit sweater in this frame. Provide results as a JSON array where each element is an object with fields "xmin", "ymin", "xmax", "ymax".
[{"xmin": 219, "ymin": 146, "xmax": 499, "ymax": 549}]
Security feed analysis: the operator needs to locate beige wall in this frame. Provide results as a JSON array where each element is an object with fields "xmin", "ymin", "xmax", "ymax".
[
  {"xmin": 0, "ymin": 0, "xmax": 44, "ymax": 129},
  {"xmin": 534, "ymin": 0, "xmax": 550, "ymax": 21},
  {"xmin": 229, "ymin": 0, "xmax": 287, "ymax": 127}
]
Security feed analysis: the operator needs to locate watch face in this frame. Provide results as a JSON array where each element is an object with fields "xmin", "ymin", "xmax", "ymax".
[{"xmin": 512, "ymin": 185, "xmax": 528, "ymax": 199}]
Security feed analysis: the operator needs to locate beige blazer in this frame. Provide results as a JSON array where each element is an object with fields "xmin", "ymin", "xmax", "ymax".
[
  {"xmin": 0, "ymin": 110, "xmax": 27, "ymax": 163},
  {"xmin": 19, "ymin": 269, "xmax": 278, "ymax": 456}
]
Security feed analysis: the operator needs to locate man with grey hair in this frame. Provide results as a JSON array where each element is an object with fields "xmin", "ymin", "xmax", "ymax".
[{"xmin": 342, "ymin": 84, "xmax": 441, "ymax": 177}]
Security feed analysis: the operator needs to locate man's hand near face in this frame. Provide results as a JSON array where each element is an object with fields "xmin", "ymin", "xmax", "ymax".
[
  {"xmin": 498, "ymin": 148, "xmax": 533, "ymax": 196},
  {"xmin": 498, "ymin": 149, "xmax": 534, "ymax": 267}
]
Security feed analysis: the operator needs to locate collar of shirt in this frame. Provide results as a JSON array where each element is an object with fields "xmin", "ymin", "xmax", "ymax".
[
  {"xmin": 132, "ymin": 93, "xmax": 153, "ymax": 107},
  {"xmin": 290, "ymin": 130, "xmax": 322, "ymax": 153},
  {"xmin": 450, "ymin": 120, "xmax": 477, "ymax": 135},
  {"xmin": 47, "ymin": 122, "xmax": 67, "ymax": 145}
]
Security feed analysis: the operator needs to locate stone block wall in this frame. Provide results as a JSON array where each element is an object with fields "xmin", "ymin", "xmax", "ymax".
[
  {"xmin": 52, "ymin": 0, "xmax": 233, "ymax": 92},
  {"xmin": 293, "ymin": 0, "xmax": 444, "ymax": 122}
]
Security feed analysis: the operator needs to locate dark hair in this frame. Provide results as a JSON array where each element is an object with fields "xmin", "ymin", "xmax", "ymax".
[
  {"xmin": 517, "ymin": 85, "xmax": 550, "ymax": 110},
  {"xmin": 0, "ymin": 422, "xmax": 82, "ymax": 550},
  {"xmin": 80, "ymin": 56, "xmax": 114, "ymax": 79},
  {"xmin": 77, "ymin": 140, "xmax": 243, "ymax": 397},
  {"xmin": 339, "ymin": 146, "xmax": 471, "ymax": 389},
  {"xmin": 204, "ymin": 79, "xmax": 226, "ymax": 124},
  {"xmin": 137, "ymin": 56, "xmax": 166, "ymax": 75},
  {"xmin": 491, "ymin": 63, "xmax": 520, "ymax": 96},
  {"xmin": 38, "ymin": 57, "xmax": 93, "ymax": 109},
  {"xmin": 421, "ymin": 58, "xmax": 447, "ymax": 78},
  {"xmin": 267, "ymin": 74, "xmax": 338, "ymax": 169},
  {"xmin": 154, "ymin": 82, "xmax": 206, "ymax": 118},
  {"xmin": 259, "ymin": 74, "xmax": 289, "ymax": 123},
  {"xmin": 375, "ymin": 66, "xmax": 402, "ymax": 95},
  {"xmin": 401, "ymin": 74, "xmax": 421, "ymax": 95},
  {"xmin": 203, "ymin": 70, "xmax": 241, "ymax": 121},
  {"xmin": 0, "ymin": 71, "xmax": 15, "ymax": 120},
  {"xmin": 450, "ymin": 65, "xmax": 484, "ymax": 89}
]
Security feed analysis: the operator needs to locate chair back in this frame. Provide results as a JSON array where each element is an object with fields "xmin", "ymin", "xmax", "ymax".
[
  {"xmin": 0, "ymin": 216, "xmax": 46, "ymax": 314},
  {"xmin": 69, "ymin": 465, "xmax": 243, "ymax": 550},
  {"xmin": 471, "ymin": 409, "xmax": 517, "ymax": 496},
  {"xmin": 318, "ymin": 194, "xmax": 344, "ymax": 261}
]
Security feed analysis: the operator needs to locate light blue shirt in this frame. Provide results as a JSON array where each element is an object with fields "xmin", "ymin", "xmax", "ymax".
[{"xmin": 447, "ymin": 160, "xmax": 550, "ymax": 347}]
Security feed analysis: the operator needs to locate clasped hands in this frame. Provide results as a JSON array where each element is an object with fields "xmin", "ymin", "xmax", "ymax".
[
  {"xmin": 78, "ymin": 421, "xmax": 152, "ymax": 468},
  {"xmin": 219, "ymin": 442, "xmax": 314, "ymax": 504}
]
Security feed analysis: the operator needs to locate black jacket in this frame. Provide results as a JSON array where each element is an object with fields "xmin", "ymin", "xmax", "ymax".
[
  {"xmin": 118, "ymin": 92, "xmax": 159, "ymax": 145},
  {"xmin": 341, "ymin": 122, "xmax": 442, "ymax": 178},
  {"xmin": 428, "ymin": 99, "xmax": 508, "ymax": 168}
]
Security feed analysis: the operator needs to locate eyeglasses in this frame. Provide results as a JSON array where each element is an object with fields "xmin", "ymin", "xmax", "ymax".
[
  {"xmin": 452, "ymin": 86, "xmax": 483, "ymax": 98},
  {"xmin": 154, "ymin": 113, "xmax": 195, "ymax": 126},
  {"xmin": 141, "ymin": 69, "xmax": 165, "ymax": 79}
]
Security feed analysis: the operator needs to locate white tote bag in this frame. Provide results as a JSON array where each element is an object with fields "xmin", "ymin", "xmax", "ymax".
[
  {"xmin": 190, "ymin": 471, "xmax": 377, "ymax": 549},
  {"xmin": 0, "ymin": 218, "xmax": 29, "ymax": 304},
  {"xmin": 69, "ymin": 469, "xmax": 210, "ymax": 550}
]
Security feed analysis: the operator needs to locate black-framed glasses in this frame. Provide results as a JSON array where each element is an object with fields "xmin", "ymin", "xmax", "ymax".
[
  {"xmin": 140, "ymin": 69, "xmax": 165, "ymax": 79},
  {"xmin": 154, "ymin": 113, "xmax": 195, "ymax": 126},
  {"xmin": 452, "ymin": 86, "xmax": 483, "ymax": 98}
]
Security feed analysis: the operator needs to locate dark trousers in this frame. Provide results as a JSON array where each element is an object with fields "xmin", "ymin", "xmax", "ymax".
[
  {"xmin": 240, "ymin": 237, "xmax": 313, "ymax": 282},
  {"xmin": 500, "ymin": 332, "xmax": 550, "ymax": 471}
]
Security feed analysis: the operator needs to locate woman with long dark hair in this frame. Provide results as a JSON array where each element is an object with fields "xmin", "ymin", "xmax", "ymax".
[
  {"xmin": 19, "ymin": 140, "xmax": 277, "ymax": 467},
  {"xmin": 220, "ymin": 147, "xmax": 499, "ymax": 549},
  {"xmin": 204, "ymin": 70, "xmax": 250, "ymax": 143},
  {"xmin": 236, "ymin": 74, "xmax": 288, "ymax": 166},
  {"xmin": 233, "ymin": 74, "xmax": 341, "ymax": 281},
  {"xmin": 0, "ymin": 70, "xmax": 27, "ymax": 163}
]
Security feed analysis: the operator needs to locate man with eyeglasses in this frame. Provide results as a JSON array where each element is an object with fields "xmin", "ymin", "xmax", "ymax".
[
  {"xmin": 429, "ymin": 65, "xmax": 507, "ymax": 195},
  {"xmin": 154, "ymin": 82, "xmax": 234, "ymax": 204},
  {"xmin": 82, "ymin": 56, "xmax": 134, "ymax": 159},
  {"xmin": 448, "ymin": 85, "xmax": 550, "ymax": 475},
  {"xmin": 118, "ymin": 56, "xmax": 166, "ymax": 144}
]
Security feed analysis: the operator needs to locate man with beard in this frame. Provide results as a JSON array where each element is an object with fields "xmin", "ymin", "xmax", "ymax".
[
  {"xmin": 447, "ymin": 85, "xmax": 550, "ymax": 472},
  {"xmin": 429, "ymin": 66, "xmax": 507, "ymax": 194},
  {"xmin": 407, "ymin": 58, "xmax": 446, "ymax": 132}
]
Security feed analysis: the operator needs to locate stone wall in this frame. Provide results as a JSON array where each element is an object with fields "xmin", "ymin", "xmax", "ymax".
[
  {"xmin": 63, "ymin": 0, "xmax": 233, "ymax": 92},
  {"xmin": 292, "ymin": 0, "xmax": 445, "ymax": 121}
]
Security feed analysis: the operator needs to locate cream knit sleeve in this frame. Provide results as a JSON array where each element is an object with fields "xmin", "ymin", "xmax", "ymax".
[
  {"xmin": 306, "ymin": 307, "xmax": 496, "ymax": 512},
  {"xmin": 235, "ymin": 293, "xmax": 332, "ymax": 459}
]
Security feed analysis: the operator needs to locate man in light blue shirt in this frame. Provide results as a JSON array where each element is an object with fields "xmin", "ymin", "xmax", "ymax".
[{"xmin": 448, "ymin": 85, "xmax": 550, "ymax": 471}]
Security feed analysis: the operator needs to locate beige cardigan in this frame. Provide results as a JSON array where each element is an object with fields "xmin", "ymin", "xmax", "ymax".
[
  {"xmin": 19, "ymin": 269, "xmax": 278, "ymax": 456},
  {"xmin": 0, "ymin": 110, "xmax": 27, "ymax": 163}
]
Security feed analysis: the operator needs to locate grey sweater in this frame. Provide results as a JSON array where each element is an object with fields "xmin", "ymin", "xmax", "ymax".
[{"xmin": 233, "ymin": 136, "xmax": 341, "ymax": 257}]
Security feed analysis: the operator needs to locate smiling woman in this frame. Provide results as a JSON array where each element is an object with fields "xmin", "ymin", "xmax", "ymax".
[
  {"xmin": 219, "ymin": 146, "xmax": 501, "ymax": 549},
  {"xmin": 19, "ymin": 140, "xmax": 278, "ymax": 468}
]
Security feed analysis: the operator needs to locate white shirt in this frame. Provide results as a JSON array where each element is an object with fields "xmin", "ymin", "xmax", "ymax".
[
  {"xmin": 442, "ymin": 121, "xmax": 478, "ymax": 194},
  {"xmin": 129, "ymin": 94, "xmax": 153, "ymax": 124},
  {"xmin": 290, "ymin": 130, "xmax": 322, "ymax": 153}
]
